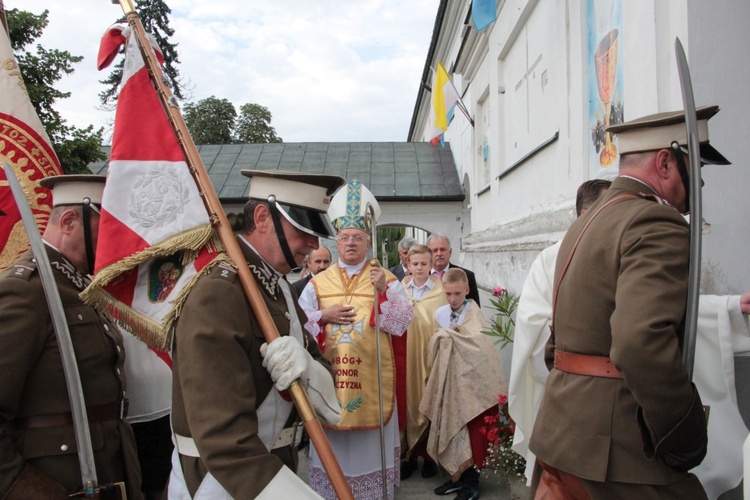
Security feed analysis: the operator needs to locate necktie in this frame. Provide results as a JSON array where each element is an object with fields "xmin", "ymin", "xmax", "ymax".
[{"xmin": 435, "ymin": 270, "xmax": 445, "ymax": 280}]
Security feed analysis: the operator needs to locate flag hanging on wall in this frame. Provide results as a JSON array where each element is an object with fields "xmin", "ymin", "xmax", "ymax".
[
  {"xmin": 427, "ymin": 62, "xmax": 461, "ymax": 146},
  {"xmin": 472, "ymin": 0, "xmax": 498, "ymax": 32},
  {"xmin": 0, "ymin": 16, "xmax": 63, "ymax": 269},
  {"xmin": 82, "ymin": 25, "xmax": 226, "ymax": 352}
]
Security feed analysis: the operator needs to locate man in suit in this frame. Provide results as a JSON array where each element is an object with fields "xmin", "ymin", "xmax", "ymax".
[
  {"xmin": 389, "ymin": 236, "xmax": 416, "ymax": 281},
  {"xmin": 530, "ymin": 106, "xmax": 731, "ymax": 498},
  {"xmin": 0, "ymin": 175, "xmax": 141, "ymax": 498},
  {"xmin": 292, "ymin": 246, "xmax": 332, "ymax": 295},
  {"xmin": 427, "ymin": 233, "xmax": 480, "ymax": 306}
]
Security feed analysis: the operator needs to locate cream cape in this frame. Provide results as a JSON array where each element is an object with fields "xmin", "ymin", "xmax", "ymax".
[
  {"xmin": 419, "ymin": 301, "xmax": 506, "ymax": 477},
  {"xmin": 402, "ymin": 275, "xmax": 446, "ymax": 456}
]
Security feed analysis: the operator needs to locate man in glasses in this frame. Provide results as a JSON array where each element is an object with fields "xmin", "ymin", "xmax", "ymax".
[{"xmin": 299, "ymin": 179, "xmax": 413, "ymax": 499}]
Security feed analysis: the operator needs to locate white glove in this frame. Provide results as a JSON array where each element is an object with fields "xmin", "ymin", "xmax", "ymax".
[
  {"xmin": 260, "ymin": 336, "xmax": 342, "ymax": 425},
  {"xmin": 304, "ymin": 359, "xmax": 342, "ymax": 425},
  {"xmin": 260, "ymin": 336, "xmax": 308, "ymax": 391}
]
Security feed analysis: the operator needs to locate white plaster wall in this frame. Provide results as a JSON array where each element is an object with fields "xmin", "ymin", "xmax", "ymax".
[
  {"xmin": 378, "ymin": 200, "xmax": 466, "ymax": 250},
  {"xmin": 688, "ymin": 0, "xmax": 750, "ymax": 295},
  {"xmin": 414, "ymin": 0, "xmax": 749, "ymax": 300}
]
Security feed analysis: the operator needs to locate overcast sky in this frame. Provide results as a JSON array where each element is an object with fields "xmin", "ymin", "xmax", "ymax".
[{"xmin": 9, "ymin": 0, "xmax": 439, "ymax": 143}]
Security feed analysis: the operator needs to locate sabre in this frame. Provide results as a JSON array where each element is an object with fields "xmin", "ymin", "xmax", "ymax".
[
  {"xmin": 674, "ymin": 38, "xmax": 701, "ymax": 379},
  {"xmin": 4, "ymin": 162, "xmax": 99, "ymax": 493},
  {"xmin": 368, "ymin": 204, "xmax": 389, "ymax": 500},
  {"xmin": 111, "ymin": 1, "xmax": 352, "ymax": 497}
]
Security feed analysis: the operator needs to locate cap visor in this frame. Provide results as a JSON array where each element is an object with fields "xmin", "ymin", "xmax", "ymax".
[
  {"xmin": 277, "ymin": 203, "xmax": 338, "ymax": 239},
  {"xmin": 699, "ymin": 143, "xmax": 731, "ymax": 165}
]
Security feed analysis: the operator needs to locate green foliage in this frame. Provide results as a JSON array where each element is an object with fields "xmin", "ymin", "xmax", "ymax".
[
  {"xmin": 236, "ymin": 103, "xmax": 282, "ymax": 143},
  {"xmin": 99, "ymin": 0, "xmax": 186, "ymax": 109},
  {"xmin": 183, "ymin": 96, "xmax": 237, "ymax": 145},
  {"xmin": 53, "ymin": 126, "xmax": 106, "ymax": 174},
  {"xmin": 482, "ymin": 287, "xmax": 519, "ymax": 348},
  {"xmin": 6, "ymin": 8, "xmax": 105, "ymax": 174},
  {"xmin": 183, "ymin": 97, "xmax": 283, "ymax": 145},
  {"xmin": 376, "ymin": 226, "xmax": 406, "ymax": 268}
]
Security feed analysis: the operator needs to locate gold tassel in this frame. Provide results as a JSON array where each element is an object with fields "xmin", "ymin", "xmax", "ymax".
[
  {"xmin": 82, "ymin": 251, "xmax": 231, "ymax": 351},
  {"xmin": 87, "ymin": 224, "xmax": 215, "ymax": 290}
]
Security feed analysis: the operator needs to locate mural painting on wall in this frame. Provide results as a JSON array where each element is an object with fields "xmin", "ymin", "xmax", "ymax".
[{"xmin": 588, "ymin": 0, "xmax": 623, "ymax": 178}]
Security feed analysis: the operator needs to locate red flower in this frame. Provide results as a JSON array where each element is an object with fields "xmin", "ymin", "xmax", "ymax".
[
  {"xmin": 486, "ymin": 427, "xmax": 500, "ymax": 444},
  {"xmin": 492, "ymin": 287, "xmax": 507, "ymax": 297},
  {"xmin": 498, "ymin": 394, "xmax": 508, "ymax": 405}
]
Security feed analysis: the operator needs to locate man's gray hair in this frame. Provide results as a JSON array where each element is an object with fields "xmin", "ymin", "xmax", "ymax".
[
  {"xmin": 426, "ymin": 233, "xmax": 451, "ymax": 249},
  {"xmin": 398, "ymin": 236, "xmax": 417, "ymax": 251}
]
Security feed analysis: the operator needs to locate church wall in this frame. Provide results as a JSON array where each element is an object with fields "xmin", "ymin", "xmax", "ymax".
[
  {"xmin": 417, "ymin": 0, "xmax": 748, "ymax": 298},
  {"xmin": 687, "ymin": 0, "xmax": 750, "ymax": 295}
]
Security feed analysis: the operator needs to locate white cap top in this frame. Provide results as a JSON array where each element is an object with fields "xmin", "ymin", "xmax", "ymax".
[{"xmin": 39, "ymin": 175, "xmax": 106, "ymax": 207}]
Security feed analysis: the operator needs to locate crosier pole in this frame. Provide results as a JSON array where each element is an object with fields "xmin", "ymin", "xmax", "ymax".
[
  {"xmin": 368, "ymin": 204, "xmax": 388, "ymax": 500},
  {"xmin": 111, "ymin": 1, "xmax": 352, "ymax": 497}
]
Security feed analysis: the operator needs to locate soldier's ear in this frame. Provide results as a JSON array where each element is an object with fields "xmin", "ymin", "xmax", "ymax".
[
  {"xmin": 253, "ymin": 203, "xmax": 272, "ymax": 232},
  {"xmin": 655, "ymin": 149, "xmax": 673, "ymax": 179},
  {"xmin": 59, "ymin": 208, "xmax": 79, "ymax": 232}
]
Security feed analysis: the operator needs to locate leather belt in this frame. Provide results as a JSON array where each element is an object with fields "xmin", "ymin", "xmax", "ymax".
[
  {"xmin": 554, "ymin": 350, "xmax": 622, "ymax": 379},
  {"xmin": 0, "ymin": 399, "xmax": 129, "ymax": 431},
  {"xmin": 273, "ymin": 421, "xmax": 304, "ymax": 450},
  {"xmin": 175, "ymin": 421, "xmax": 304, "ymax": 459}
]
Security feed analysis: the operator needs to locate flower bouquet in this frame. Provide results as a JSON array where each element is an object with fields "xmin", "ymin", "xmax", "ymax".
[{"xmin": 480, "ymin": 394, "xmax": 526, "ymax": 484}]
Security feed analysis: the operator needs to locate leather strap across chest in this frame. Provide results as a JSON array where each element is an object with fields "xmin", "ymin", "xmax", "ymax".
[{"xmin": 551, "ymin": 194, "xmax": 637, "ymax": 379}]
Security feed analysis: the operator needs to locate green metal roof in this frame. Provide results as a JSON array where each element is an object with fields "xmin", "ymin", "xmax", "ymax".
[{"xmin": 88, "ymin": 142, "xmax": 464, "ymax": 203}]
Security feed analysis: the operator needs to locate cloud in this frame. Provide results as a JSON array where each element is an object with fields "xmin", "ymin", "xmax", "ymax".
[{"xmin": 11, "ymin": 0, "xmax": 439, "ymax": 143}]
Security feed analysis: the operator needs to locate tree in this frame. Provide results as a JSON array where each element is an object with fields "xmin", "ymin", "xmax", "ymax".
[
  {"xmin": 183, "ymin": 96, "xmax": 236, "ymax": 145},
  {"xmin": 377, "ymin": 226, "xmax": 406, "ymax": 268},
  {"xmin": 7, "ymin": 8, "xmax": 105, "ymax": 174},
  {"xmin": 99, "ymin": 0, "xmax": 186, "ymax": 109},
  {"xmin": 236, "ymin": 103, "xmax": 282, "ymax": 143},
  {"xmin": 183, "ymin": 97, "xmax": 283, "ymax": 145}
]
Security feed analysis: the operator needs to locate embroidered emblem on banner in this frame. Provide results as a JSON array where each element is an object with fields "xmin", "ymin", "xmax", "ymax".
[
  {"xmin": 332, "ymin": 317, "xmax": 365, "ymax": 346},
  {"xmin": 129, "ymin": 169, "xmax": 190, "ymax": 229},
  {"xmin": 148, "ymin": 254, "xmax": 184, "ymax": 303}
]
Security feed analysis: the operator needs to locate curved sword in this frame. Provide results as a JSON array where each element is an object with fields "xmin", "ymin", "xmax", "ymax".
[{"xmin": 674, "ymin": 38, "xmax": 701, "ymax": 380}]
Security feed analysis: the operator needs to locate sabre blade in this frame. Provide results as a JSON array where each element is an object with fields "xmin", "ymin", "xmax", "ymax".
[{"xmin": 674, "ymin": 38, "xmax": 702, "ymax": 380}]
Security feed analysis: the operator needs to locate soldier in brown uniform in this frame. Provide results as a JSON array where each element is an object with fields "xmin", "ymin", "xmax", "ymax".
[
  {"xmin": 529, "ymin": 107, "xmax": 730, "ymax": 499},
  {"xmin": 0, "ymin": 175, "xmax": 141, "ymax": 498},
  {"xmin": 167, "ymin": 170, "xmax": 343, "ymax": 498}
]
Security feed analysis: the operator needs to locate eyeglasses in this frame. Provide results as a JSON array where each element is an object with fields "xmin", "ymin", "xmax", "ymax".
[{"xmin": 337, "ymin": 234, "xmax": 368, "ymax": 243}]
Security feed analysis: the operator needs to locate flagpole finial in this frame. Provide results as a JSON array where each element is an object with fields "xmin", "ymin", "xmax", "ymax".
[{"xmin": 114, "ymin": 0, "xmax": 136, "ymax": 15}]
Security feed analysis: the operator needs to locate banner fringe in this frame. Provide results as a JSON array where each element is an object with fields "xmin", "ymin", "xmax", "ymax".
[
  {"xmin": 82, "ymin": 251, "xmax": 231, "ymax": 351},
  {"xmin": 88, "ymin": 223, "xmax": 215, "ymax": 290}
]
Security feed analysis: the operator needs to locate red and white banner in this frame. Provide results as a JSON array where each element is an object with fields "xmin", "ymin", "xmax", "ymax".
[
  {"xmin": 83, "ymin": 25, "xmax": 225, "ymax": 352},
  {"xmin": 0, "ymin": 19, "xmax": 62, "ymax": 269}
]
